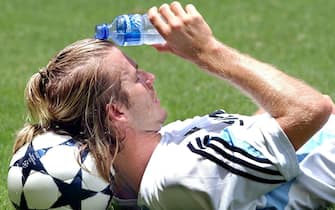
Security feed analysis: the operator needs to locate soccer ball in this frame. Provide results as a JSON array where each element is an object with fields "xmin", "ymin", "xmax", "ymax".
[{"xmin": 7, "ymin": 132, "xmax": 113, "ymax": 210}]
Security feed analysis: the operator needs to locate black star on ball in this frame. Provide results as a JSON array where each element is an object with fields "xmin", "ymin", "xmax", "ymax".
[
  {"xmin": 51, "ymin": 169, "xmax": 97, "ymax": 210},
  {"xmin": 12, "ymin": 142, "xmax": 51, "ymax": 185}
]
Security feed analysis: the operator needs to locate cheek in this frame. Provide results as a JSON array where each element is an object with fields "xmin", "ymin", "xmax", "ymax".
[{"xmin": 128, "ymin": 94, "xmax": 152, "ymax": 114}]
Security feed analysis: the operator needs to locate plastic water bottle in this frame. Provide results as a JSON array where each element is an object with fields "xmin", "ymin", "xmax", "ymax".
[{"xmin": 95, "ymin": 14, "xmax": 165, "ymax": 46}]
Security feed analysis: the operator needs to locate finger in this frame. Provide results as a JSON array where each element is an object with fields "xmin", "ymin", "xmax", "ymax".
[
  {"xmin": 185, "ymin": 4, "xmax": 201, "ymax": 16},
  {"xmin": 148, "ymin": 6, "xmax": 170, "ymax": 35},
  {"xmin": 159, "ymin": 3, "xmax": 179, "ymax": 25},
  {"xmin": 170, "ymin": 1, "xmax": 187, "ymax": 18}
]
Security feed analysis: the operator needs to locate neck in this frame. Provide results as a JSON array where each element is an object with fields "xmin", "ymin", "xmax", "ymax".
[{"xmin": 113, "ymin": 130, "xmax": 160, "ymax": 193}]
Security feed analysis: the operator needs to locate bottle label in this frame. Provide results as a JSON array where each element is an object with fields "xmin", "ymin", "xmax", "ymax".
[{"xmin": 116, "ymin": 14, "xmax": 142, "ymax": 45}]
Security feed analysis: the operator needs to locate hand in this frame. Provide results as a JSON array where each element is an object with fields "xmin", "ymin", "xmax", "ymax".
[{"xmin": 148, "ymin": 2, "xmax": 216, "ymax": 64}]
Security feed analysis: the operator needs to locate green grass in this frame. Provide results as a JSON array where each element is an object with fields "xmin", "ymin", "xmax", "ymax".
[{"xmin": 1, "ymin": 0, "xmax": 335, "ymax": 209}]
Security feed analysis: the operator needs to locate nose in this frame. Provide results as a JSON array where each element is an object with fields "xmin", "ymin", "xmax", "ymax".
[
  {"xmin": 146, "ymin": 72, "xmax": 155, "ymax": 83},
  {"xmin": 144, "ymin": 72, "xmax": 155, "ymax": 88}
]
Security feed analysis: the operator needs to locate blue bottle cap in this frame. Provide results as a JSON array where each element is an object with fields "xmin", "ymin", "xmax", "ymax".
[{"xmin": 95, "ymin": 24, "xmax": 109, "ymax": 40}]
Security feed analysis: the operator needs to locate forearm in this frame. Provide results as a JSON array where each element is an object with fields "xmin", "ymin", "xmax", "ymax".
[
  {"xmin": 149, "ymin": 2, "xmax": 333, "ymax": 149},
  {"xmin": 197, "ymin": 39, "xmax": 333, "ymax": 149}
]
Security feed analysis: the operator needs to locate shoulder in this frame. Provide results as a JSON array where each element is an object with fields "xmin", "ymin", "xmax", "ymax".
[{"xmin": 138, "ymin": 141, "xmax": 219, "ymax": 209}]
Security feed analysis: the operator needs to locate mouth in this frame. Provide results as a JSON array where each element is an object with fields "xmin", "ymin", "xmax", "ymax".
[
  {"xmin": 154, "ymin": 94, "xmax": 160, "ymax": 104},
  {"xmin": 153, "ymin": 91, "xmax": 160, "ymax": 104}
]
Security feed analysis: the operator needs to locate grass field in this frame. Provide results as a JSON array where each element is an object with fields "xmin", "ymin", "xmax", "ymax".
[{"xmin": 1, "ymin": 0, "xmax": 334, "ymax": 209}]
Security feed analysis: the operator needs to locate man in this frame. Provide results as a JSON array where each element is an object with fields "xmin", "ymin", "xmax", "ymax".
[
  {"xmin": 108, "ymin": 1, "xmax": 333, "ymax": 210},
  {"xmin": 9, "ymin": 1, "xmax": 334, "ymax": 210}
]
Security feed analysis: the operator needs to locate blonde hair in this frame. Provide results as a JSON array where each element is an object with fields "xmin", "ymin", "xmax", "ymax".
[{"xmin": 14, "ymin": 38, "xmax": 129, "ymax": 182}]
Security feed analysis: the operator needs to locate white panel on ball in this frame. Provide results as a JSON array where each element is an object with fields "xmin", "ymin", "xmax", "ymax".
[
  {"xmin": 7, "ymin": 166, "xmax": 23, "ymax": 206},
  {"xmin": 41, "ymin": 144, "xmax": 81, "ymax": 181},
  {"xmin": 23, "ymin": 171, "xmax": 60, "ymax": 209}
]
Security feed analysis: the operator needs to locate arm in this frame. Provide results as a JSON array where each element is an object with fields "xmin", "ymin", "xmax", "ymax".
[
  {"xmin": 148, "ymin": 2, "xmax": 333, "ymax": 150},
  {"xmin": 254, "ymin": 95, "xmax": 335, "ymax": 115}
]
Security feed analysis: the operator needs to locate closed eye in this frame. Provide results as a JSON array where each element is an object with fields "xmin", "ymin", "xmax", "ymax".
[
  {"xmin": 136, "ymin": 73, "xmax": 141, "ymax": 82},
  {"xmin": 134, "ymin": 64, "xmax": 140, "ymax": 82}
]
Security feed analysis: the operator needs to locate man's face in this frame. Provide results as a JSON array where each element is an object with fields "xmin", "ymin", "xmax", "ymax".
[{"xmin": 105, "ymin": 47, "xmax": 167, "ymax": 133}]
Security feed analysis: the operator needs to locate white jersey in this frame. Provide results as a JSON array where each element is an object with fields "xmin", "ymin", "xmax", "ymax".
[
  {"xmin": 137, "ymin": 110, "xmax": 299, "ymax": 210},
  {"xmin": 254, "ymin": 114, "xmax": 335, "ymax": 209}
]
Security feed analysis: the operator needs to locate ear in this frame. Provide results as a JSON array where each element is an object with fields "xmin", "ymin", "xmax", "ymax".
[{"xmin": 106, "ymin": 103, "xmax": 127, "ymax": 122}]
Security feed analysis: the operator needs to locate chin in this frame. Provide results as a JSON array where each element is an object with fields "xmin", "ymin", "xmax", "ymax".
[{"xmin": 160, "ymin": 109, "xmax": 168, "ymax": 123}]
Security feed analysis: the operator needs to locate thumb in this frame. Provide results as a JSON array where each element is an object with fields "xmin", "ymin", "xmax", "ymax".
[{"xmin": 151, "ymin": 44, "xmax": 172, "ymax": 53}]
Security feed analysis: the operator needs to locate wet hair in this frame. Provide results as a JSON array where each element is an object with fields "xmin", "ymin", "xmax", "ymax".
[{"xmin": 14, "ymin": 38, "xmax": 129, "ymax": 182}]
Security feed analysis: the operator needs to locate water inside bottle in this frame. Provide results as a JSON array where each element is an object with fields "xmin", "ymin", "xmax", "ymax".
[{"xmin": 112, "ymin": 32, "xmax": 164, "ymax": 46}]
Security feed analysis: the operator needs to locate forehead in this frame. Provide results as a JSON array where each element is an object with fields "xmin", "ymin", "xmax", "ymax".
[{"xmin": 103, "ymin": 47, "xmax": 137, "ymax": 73}]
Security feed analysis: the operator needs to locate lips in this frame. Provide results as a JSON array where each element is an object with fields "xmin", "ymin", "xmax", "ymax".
[
  {"xmin": 153, "ymin": 94, "xmax": 159, "ymax": 104},
  {"xmin": 152, "ymin": 91, "xmax": 160, "ymax": 104}
]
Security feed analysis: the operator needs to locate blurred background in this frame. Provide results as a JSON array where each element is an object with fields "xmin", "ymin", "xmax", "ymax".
[{"xmin": 1, "ymin": 0, "xmax": 334, "ymax": 208}]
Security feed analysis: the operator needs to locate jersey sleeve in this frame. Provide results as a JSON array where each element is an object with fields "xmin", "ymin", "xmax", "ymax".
[
  {"xmin": 240, "ymin": 113, "xmax": 299, "ymax": 180},
  {"xmin": 181, "ymin": 112, "xmax": 299, "ymax": 182},
  {"xmin": 180, "ymin": 113, "xmax": 299, "ymax": 209}
]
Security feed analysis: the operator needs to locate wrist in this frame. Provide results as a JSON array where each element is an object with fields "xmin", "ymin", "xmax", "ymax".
[{"xmin": 196, "ymin": 38, "xmax": 239, "ymax": 78}]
